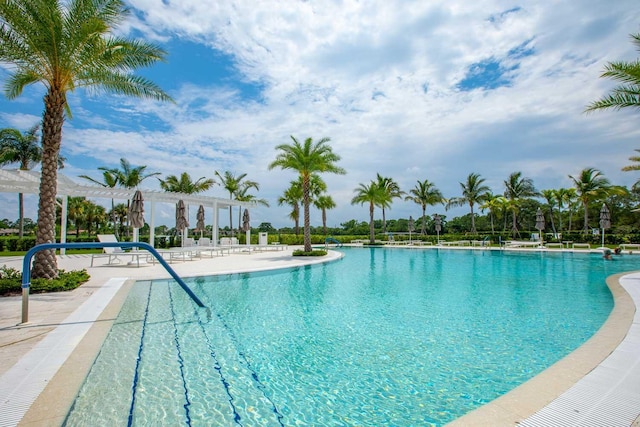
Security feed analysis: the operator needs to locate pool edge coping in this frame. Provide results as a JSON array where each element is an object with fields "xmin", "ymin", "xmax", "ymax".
[{"xmin": 447, "ymin": 270, "xmax": 638, "ymax": 426}]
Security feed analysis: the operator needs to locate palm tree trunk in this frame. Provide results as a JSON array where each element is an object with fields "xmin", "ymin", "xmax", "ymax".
[
  {"xmin": 229, "ymin": 202, "xmax": 234, "ymax": 238},
  {"xmin": 18, "ymin": 193, "xmax": 24, "ymax": 239},
  {"xmin": 582, "ymin": 201, "xmax": 589, "ymax": 233},
  {"xmin": 322, "ymin": 209, "xmax": 327, "ymax": 235},
  {"xmin": 303, "ymin": 176, "xmax": 312, "ymax": 252},
  {"xmin": 369, "ymin": 202, "xmax": 375, "ymax": 244},
  {"xmin": 421, "ymin": 206, "xmax": 426, "ymax": 235},
  {"xmin": 469, "ymin": 203, "xmax": 476, "ymax": 233},
  {"xmin": 382, "ymin": 207, "xmax": 387, "ymax": 234},
  {"xmin": 33, "ymin": 90, "xmax": 65, "ymax": 279}
]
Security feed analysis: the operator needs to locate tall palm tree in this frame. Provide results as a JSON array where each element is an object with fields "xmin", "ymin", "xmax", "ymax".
[
  {"xmin": 269, "ymin": 136, "xmax": 345, "ymax": 252},
  {"xmin": 278, "ymin": 183, "xmax": 303, "ymax": 235},
  {"xmin": 479, "ymin": 193, "xmax": 505, "ymax": 235},
  {"xmin": 0, "ymin": 0, "xmax": 172, "ymax": 279},
  {"xmin": 215, "ymin": 171, "xmax": 258, "ymax": 237},
  {"xmin": 0, "ymin": 124, "xmax": 41, "ymax": 238},
  {"xmin": 569, "ymin": 168, "xmax": 622, "ymax": 233},
  {"xmin": 585, "ymin": 32, "xmax": 640, "ymax": 112},
  {"xmin": 540, "ymin": 189, "xmax": 557, "ymax": 234},
  {"xmin": 503, "ymin": 172, "xmax": 538, "ymax": 236},
  {"xmin": 375, "ymin": 174, "xmax": 404, "ymax": 233},
  {"xmin": 446, "ymin": 172, "xmax": 490, "ymax": 233},
  {"xmin": 404, "ymin": 179, "xmax": 445, "ymax": 235},
  {"xmin": 351, "ymin": 181, "xmax": 386, "ymax": 244},
  {"xmin": 79, "ymin": 168, "xmax": 120, "ymax": 238},
  {"xmin": 554, "ymin": 187, "xmax": 577, "ymax": 232},
  {"xmin": 314, "ymin": 194, "xmax": 336, "ymax": 236}
]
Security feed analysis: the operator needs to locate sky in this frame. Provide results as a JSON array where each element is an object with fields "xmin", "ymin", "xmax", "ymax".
[{"xmin": 1, "ymin": 0, "xmax": 640, "ymax": 230}]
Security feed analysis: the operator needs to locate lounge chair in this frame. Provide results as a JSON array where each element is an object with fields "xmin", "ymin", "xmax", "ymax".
[{"xmin": 90, "ymin": 234, "xmax": 146, "ymax": 267}]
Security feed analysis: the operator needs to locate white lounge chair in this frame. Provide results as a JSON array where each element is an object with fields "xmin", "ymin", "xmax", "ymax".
[{"xmin": 90, "ymin": 234, "xmax": 146, "ymax": 267}]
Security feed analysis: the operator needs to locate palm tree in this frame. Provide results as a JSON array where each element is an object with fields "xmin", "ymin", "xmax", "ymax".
[
  {"xmin": 278, "ymin": 183, "xmax": 303, "ymax": 234},
  {"xmin": 540, "ymin": 189, "xmax": 557, "ymax": 234},
  {"xmin": 404, "ymin": 179, "xmax": 445, "ymax": 235},
  {"xmin": 351, "ymin": 181, "xmax": 386, "ymax": 244},
  {"xmin": 569, "ymin": 168, "xmax": 619, "ymax": 233},
  {"xmin": 479, "ymin": 193, "xmax": 505, "ymax": 234},
  {"xmin": 79, "ymin": 168, "xmax": 120, "ymax": 238},
  {"xmin": 269, "ymin": 136, "xmax": 345, "ymax": 252},
  {"xmin": 235, "ymin": 181, "xmax": 269, "ymax": 232},
  {"xmin": 503, "ymin": 172, "xmax": 538, "ymax": 236},
  {"xmin": 0, "ymin": 124, "xmax": 41, "ymax": 238},
  {"xmin": 215, "ymin": 171, "xmax": 258, "ymax": 237},
  {"xmin": 109, "ymin": 158, "xmax": 159, "ymax": 237},
  {"xmin": 621, "ymin": 149, "xmax": 640, "ymax": 190},
  {"xmin": 446, "ymin": 172, "xmax": 490, "ymax": 233},
  {"xmin": 375, "ymin": 174, "xmax": 404, "ymax": 233},
  {"xmin": 160, "ymin": 172, "xmax": 215, "ymax": 237},
  {"xmin": 314, "ymin": 194, "xmax": 336, "ymax": 236},
  {"xmin": 67, "ymin": 197, "xmax": 87, "ymax": 238},
  {"xmin": 554, "ymin": 187, "xmax": 577, "ymax": 232},
  {"xmin": 159, "ymin": 172, "xmax": 215, "ymax": 194},
  {"xmin": 585, "ymin": 32, "xmax": 640, "ymax": 112},
  {"xmin": 0, "ymin": 0, "xmax": 172, "ymax": 279}
]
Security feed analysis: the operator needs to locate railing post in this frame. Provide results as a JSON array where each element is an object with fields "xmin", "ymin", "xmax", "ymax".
[{"xmin": 20, "ymin": 242, "xmax": 206, "ymax": 324}]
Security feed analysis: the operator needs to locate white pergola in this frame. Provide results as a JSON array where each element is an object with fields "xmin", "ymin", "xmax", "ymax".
[{"xmin": 0, "ymin": 169, "xmax": 252, "ymax": 253}]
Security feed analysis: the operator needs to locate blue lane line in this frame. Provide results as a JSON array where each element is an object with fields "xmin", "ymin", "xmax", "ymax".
[
  {"xmin": 127, "ymin": 283, "xmax": 153, "ymax": 427},
  {"xmin": 188, "ymin": 296, "xmax": 244, "ymax": 426},
  {"xmin": 168, "ymin": 284, "xmax": 193, "ymax": 426},
  {"xmin": 195, "ymin": 282, "xmax": 285, "ymax": 427}
]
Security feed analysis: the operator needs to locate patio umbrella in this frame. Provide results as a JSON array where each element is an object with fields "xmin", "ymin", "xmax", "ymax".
[
  {"xmin": 242, "ymin": 209, "xmax": 250, "ymax": 246},
  {"xmin": 196, "ymin": 205, "xmax": 205, "ymax": 237},
  {"xmin": 408, "ymin": 216, "xmax": 415, "ymax": 242},
  {"xmin": 130, "ymin": 190, "xmax": 144, "ymax": 244},
  {"xmin": 535, "ymin": 207, "xmax": 545, "ymax": 242},
  {"xmin": 433, "ymin": 214, "xmax": 442, "ymax": 243},
  {"xmin": 176, "ymin": 200, "xmax": 189, "ymax": 246},
  {"xmin": 599, "ymin": 203, "xmax": 611, "ymax": 248}
]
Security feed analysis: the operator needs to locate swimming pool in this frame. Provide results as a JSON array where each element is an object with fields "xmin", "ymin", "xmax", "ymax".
[{"xmin": 65, "ymin": 248, "xmax": 632, "ymax": 426}]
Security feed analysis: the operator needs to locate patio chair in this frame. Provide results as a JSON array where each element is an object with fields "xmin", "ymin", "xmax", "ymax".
[{"xmin": 90, "ymin": 234, "xmax": 145, "ymax": 267}]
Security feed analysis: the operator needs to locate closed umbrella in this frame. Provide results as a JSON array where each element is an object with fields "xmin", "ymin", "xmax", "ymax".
[
  {"xmin": 130, "ymin": 190, "xmax": 144, "ymax": 244},
  {"xmin": 196, "ymin": 205, "xmax": 205, "ymax": 237},
  {"xmin": 599, "ymin": 204, "xmax": 611, "ymax": 248},
  {"xmin": 242, "ymin": 209, "xmax": 250, "ymax": 246},
  {"xmin": 176, "ymin": 200, "xmax": 189, "ymax": 246},
  {"xmin": 433, "ymin": 214, "xmax": 442, "ymax": 243},
  {"xmin": 535, "ymin": 207, "xmax": 545, "ymax": 243}
]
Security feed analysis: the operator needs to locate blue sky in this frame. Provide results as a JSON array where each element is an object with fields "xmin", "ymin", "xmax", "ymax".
[{"xmin": 1, "ymin": 1, "xmax": 640, "ymax": 229}]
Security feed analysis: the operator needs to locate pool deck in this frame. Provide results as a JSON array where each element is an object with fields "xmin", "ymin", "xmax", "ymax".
[{"xmin": 0, "ymin": 245, "xmax": 638, "ymax": 426}]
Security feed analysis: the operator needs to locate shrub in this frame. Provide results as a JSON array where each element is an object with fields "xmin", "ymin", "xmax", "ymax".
[
  {"xmin": 0, "ymin": 269, "xmax": 90, "ymax": 296},
  {"xmin": 293, "ymin": 249, "xmax": 328, "ymax": 256}
]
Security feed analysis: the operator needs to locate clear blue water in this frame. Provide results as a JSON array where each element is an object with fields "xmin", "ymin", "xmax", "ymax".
[{"xmin": 65, "ymin": 248, "xmax": 634, "ymax": 426}]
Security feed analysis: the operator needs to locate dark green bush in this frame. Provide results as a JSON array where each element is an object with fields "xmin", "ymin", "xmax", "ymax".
[
  {"xmin": 293, "ymin": 249, "xmax": 328, "ymax": 256},
  {"xmin": 0, "ymin": 268, "xmax": 90, "ymax": 296}
]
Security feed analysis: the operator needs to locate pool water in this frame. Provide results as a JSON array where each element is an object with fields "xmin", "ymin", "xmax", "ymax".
[{"xmin": 65, "ymin": 248, "xmax": 633, "ymax": 426}]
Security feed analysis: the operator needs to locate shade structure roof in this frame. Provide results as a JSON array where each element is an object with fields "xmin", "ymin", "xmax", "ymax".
[{"xmin": 0, "ymin": 169, "xmax": 248, "ymax": 209}]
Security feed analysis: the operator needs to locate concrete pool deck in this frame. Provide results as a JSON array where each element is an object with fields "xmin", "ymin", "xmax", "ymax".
[{"xmin": 0, "ymin": 245, "xmax": 638, "ymax": 426}]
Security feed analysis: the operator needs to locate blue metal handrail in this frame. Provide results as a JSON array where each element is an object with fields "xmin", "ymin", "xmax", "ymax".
[{"xmin": 21, "ymin": 242, "xmax": 206, "ymax": 324}]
